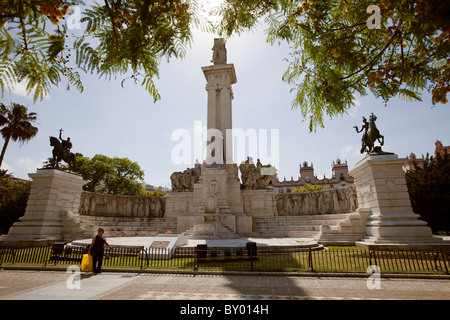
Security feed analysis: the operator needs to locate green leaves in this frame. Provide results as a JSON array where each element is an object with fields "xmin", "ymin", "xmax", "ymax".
[
  {"xmin": 1, "ymin": 0, "xmax": 447, "ymax": 125},
  {"xmin": 73, "ymin": 0, "xmax": 194, "ymax": 101},
  {"xmin": 405, "ymin": 151, "xmax": 450, "ymax": 234},
  {"xmin": 0, "ymin": 175, "xmax": 30, "ymax": 233},
  {"xmin": 0, "ymin": 102, "xmax": 39, "ymax": 169},
  {"xmin": 399, "ymin": 88, "xmax": 423, "ymax": 102},
  {"xmin": 0, "ymin": 0, "xmax": 196, "ymax": 103},
  {"xmin": 216, "ymin": 0, "xmax": 450, "ymax": 131},
  {"xmin": 70, "ymin": 154, "xmax": 146, "ymax": 196}
]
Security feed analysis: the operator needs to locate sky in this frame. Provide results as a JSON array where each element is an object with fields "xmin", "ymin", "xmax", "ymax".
[{"xmin": 2, "ymin": 5, "xmax": 450, "ymax": 189}]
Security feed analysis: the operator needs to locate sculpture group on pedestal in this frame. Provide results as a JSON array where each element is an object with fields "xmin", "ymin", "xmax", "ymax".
[
  {"xmin": 239, "ymin": 157, "xmax": 273, "ymax": 190},
  {"xmin": 170, "ymin": 163, "xmax": 201, "ymax": 192}
]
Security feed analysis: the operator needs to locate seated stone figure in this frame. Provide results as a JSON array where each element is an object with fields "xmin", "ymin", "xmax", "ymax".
[
  {"xmin": 170, "ymin": 163, "xmax": 201, "ymax": 192},
  {"xmin": 239, "ymin": 157, "xmax": 273, "ymax": 190}
]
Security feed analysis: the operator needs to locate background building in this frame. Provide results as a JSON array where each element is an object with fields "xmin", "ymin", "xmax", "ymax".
[
  {"xmin": 270, "ymin": 158, "xmax": 354, "ymax": 193},
  {"xmin": 403, "ymin": 139, "xmax": 449, "ymax": 172}
]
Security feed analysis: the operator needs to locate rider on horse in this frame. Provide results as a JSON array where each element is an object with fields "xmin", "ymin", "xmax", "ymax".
[
  {"xmin": 354, "ymin": 117, "xmax": 369, "ymax": 154},
  {"xmin": 59, "ymin": 128, "xmax": 72, "ymax": 160},
  {"xmin": 354, "ymin": 113, "xmax": 384, "ymax": 154}
]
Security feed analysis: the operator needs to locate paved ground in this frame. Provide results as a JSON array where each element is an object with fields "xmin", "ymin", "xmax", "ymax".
[{"xmin": 1, "ymin": 269, "xmax": 449, "ymax": 300}]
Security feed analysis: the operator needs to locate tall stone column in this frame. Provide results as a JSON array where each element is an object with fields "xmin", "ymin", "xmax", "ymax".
[
  {"xmin": 175, "ymin": 39, "xmax": 251, "ymax": 238},
  {"xmin": 202, "ymin": 63, "xmax": 237, "ymax": 165}
]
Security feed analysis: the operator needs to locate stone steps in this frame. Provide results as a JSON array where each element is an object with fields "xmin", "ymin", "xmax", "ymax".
[
  {"xmin": 251, "ymin": 213, "xmax": 351, "ymax": 238},
  {"xmin": 66, "ymin": 214, "xmax": 178, "ymax": 239},
  {"xmin": 255, "ymin": 213, "xmax": 350, "ymax": 221},
  {"xmin": 63, "ymin": 212, "xmax": 352, "ymax": 240},
  {"xmin": 184, "ymin": 222, "xmax": 240, "ymax": 239}
]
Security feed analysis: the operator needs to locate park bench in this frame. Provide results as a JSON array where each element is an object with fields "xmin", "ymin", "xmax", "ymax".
[
  {"xmin": 103, "ymin": 245, "xmax": 145, "ymax": 258},
  {"xmin": 47, "ymin": 243, "xmax": 87, "ymax": 265},
  {"xmin": 47, "ymin": 243, "xmax": 146, "ymax": 266},
  {"xmin": 195, "ymin": 242, "xmax": 259, "ymax": 265}
]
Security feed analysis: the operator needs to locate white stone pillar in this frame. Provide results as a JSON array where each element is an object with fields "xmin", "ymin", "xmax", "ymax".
[{"xmin": 202, "ymin": 64, "xmax": 237, "ymax": 165}]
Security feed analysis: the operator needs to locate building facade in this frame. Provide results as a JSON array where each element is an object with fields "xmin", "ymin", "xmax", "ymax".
[
  {"xmin": 402, "ymin": 139, "xmax": 449, "ymax": 172},
  {"xmin": 270, "ymin": 158, "xmax": 354, "ymax": 193}
]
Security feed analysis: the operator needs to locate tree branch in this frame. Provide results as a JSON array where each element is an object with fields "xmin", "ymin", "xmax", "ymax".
[
  {"xmin": 341, "ymin": 31, "xmax": 400, "ymax": 85},
  {"xmin": 18, "ymin": 0, "xmax": 28, "ymax": 51},
  {"xmin": 104, "ymin": 0, "xmax": 119, "ymax": 56}
]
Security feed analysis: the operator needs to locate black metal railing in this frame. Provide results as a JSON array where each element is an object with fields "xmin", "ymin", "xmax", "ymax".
[{"xmin": 1, "ymin": 242, "xmax": 449, "ymax": 275}]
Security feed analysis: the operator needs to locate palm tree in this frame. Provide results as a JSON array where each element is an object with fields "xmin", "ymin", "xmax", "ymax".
[{"xmin": 0, "ymin": 102, "xmax": 39, "ymax": 170}]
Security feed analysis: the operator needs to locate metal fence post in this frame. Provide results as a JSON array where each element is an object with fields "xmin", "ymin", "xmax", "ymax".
[
  {"xmin": 0, "ymin": 246, "xmax": 5, "ymax": 267},
  {"xmin": 308, "ymin": 247, "xmax": 314, "ymax": 272},
  {"xmin": 195, "ymin": 244, "xmax": 207, "ymax": 271},
  {"xmin": 440, "ymin": 250, "xmax": 449, "ymax": 275},
  {"xmin": 369, "ymin": 250, "xmax": 377, "ymax": 268},
  {"xmin": 444, "ymin": 251, "xmax": 449, "ymax": 275}
]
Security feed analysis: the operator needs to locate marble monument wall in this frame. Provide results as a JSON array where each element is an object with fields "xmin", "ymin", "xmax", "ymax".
[
  {"xmin": 79, "ymin": 191, "xmax": 166, "ymax": 218},
  {"xmin": 275, "ymin": 186, "xmax": 358, "ymax": 216}
]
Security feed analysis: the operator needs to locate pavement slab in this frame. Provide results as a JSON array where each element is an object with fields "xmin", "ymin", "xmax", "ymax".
[{"xmin": 1, "ymin": 270, "xmax": 450, "ymax": 300}]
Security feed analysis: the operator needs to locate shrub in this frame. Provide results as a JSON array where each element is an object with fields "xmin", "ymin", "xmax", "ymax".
[
  {"xmin": 0, "ymin": 176, "xmax": 31, "ymax": 234},
  {"xmin": 292, "ymin": 183, "xmax": 331, "ymax": 193}
]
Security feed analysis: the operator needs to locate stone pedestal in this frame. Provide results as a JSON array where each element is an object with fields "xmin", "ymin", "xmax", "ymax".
[
  {"xmin": 192, "ymin": 163, "xmax": 243, "ymax": 214},
  {"xmin": 176, "ymin": 163, "xmax": 251, "ymax": 237},
  {"xmin": 0, "ymin": 169, "xmax": 85, "ymax": 244},
  {"xmin": 350, "ymin": 152, "xmax": 449, "ymax": 250}
]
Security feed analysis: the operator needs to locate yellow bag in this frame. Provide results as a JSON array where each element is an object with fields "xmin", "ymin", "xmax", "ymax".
[{"xmin": 81, "ymin": 254, "xmax": 93, "ymax": 272}]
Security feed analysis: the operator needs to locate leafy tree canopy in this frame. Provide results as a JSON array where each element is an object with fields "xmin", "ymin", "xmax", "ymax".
[
  {"xmin": 292, "ymin": 183, "xmax": 331, "ymax": 192},
  {"xmin": 0, "ymin": 0, "xmax": 207, "ymax": 102},
  {"xmin": 61, "ymin": 153, "xmax": 147, "ymax": 196},
  {"xmin": 1, "ymin": 1, "xmax": 448, "ymax": 131},
  {"xmin": 214, "ymin": 0, "xmax": 450, "ymax": 130},
  {"xmin": 0, "ymin": 102, "xmax": 38, "ymax": 169},
  {"xmin": 405, "ymin": 151, "xmax": 450, "ymax": 234},
  {"xmin": 0, "ymin": 175, "xmax": 30, "ymax": 233}
]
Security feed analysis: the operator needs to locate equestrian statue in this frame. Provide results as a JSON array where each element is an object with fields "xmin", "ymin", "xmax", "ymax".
[
  {"xmin": 354, "ymin": 113, "xmax": 384, "ymax": 154},
  {"xmin": 49, "ymin": 128, "xmax": 77, "ymax": 170}
]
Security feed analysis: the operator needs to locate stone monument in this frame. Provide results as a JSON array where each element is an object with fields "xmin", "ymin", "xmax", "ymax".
[
  {"xmin": 167, "ymin": 38, "xmax": 252, "ymax": 238},
  {"xmin": 350, "ymin": 115, "xmax": 448, "ymax": 250},
  {"xmin": 1, "ymin": 130, "xmax": 86, "ymax": 244},
  {"xmin": 0, "ymin": 169, "xmax": 85, "ymax": 244}
]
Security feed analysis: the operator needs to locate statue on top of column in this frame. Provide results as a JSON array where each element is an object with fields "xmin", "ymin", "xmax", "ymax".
[{"xmin": 212, "ymin": 38, "xmax": 227, "ymax": 65}]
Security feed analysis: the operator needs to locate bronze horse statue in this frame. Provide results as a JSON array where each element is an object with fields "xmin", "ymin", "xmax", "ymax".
[
  {"xmin": 354, "ymin": 113, "xmax": 384, "ymax": 154},
  {"xmin": 49, "ymin": 136, "xmax": 77, "ymax": 170}
]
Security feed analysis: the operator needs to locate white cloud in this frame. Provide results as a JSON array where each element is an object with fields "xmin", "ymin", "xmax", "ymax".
[
  {"xmin": 340, "ymin": 145, "xmax": 360, "ymax": 160},
  {"xmin": 16, "ymin": 156, "xmax": 45, "ymax": 172},
  {"xmin": 10, "ymin": 80, "xmax": 50, "ymax": 100},
  {"xmin": 1, "ymin": 160, "xmax": 14, "ymax": 173},
  {"xmin": 348, "ymin": 97, "xmax": 361, "ymax": 117}
]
